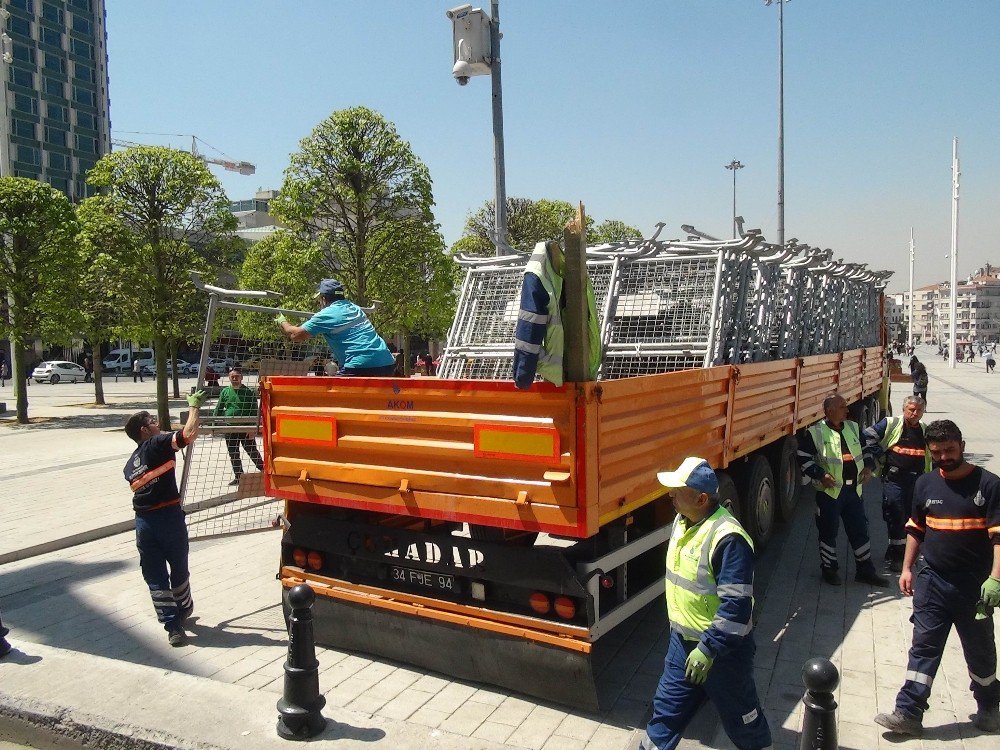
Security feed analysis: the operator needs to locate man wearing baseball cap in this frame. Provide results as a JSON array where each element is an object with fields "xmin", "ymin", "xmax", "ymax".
[
  {"xmin": 638, "ymin": 457, "xmax": 771, "ymax": 750},
  {"xmin": 276, "ymin": 279, "xmax": 396, "ymax": 376}
]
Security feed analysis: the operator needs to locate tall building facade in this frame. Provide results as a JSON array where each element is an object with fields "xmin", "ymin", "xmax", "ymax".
[
  {"xmin": 2, "ymin": 0, "xmax": 111, "ymax": 200},
  {"xmin": 899, "ymin": 266, "xmax": 1000, "ymax": 344}
]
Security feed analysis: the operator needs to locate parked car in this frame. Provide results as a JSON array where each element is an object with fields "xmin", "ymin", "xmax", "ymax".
[
  {"xmin": 102, "ymin": 348, "xmax": 154, "ymax": 374},
  {"xmin": 32, "ymin": 361, "xmax": 87, "ymax": 384}
]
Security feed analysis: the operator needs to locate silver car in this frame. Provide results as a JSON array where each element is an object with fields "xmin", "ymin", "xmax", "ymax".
[{"xmin": 32, "ymin": 361, "xmax": 87, "ymax": 384}]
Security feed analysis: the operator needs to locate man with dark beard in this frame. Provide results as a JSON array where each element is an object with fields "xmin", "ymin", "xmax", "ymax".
[{"xmin": 875, "ymin": 419, "xmax": 1000, "ymax": 736}]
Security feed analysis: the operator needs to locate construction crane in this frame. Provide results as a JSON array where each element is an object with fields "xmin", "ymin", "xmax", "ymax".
[{"xmin": 110, "ymin": 132, "xmax": 255, "ymax": 176}]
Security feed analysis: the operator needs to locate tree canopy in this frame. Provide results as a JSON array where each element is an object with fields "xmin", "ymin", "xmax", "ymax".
[{"xmin": 0, "ymin": 177, "xmax": 83, "ymax": 422}]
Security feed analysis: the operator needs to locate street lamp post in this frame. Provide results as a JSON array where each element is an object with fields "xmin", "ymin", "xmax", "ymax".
[
  {"xmin": 447, "ymin": 2, "xmax": 508, "ymax": 255},
  {"xmin": 764, "ymin": 0, "xmax": 787, "ymax": 247},
  {"xmin": 949, "ymin": 137, "xmax": 960, "ymax": 369},
  {"xmin": 908, "ymin": 228, "xmax": 914, "ymax": 349},
  {"xmin": 725, "ymin": 160, "xmax": 744, "ymax": 238},
  {"xmin": 1, "ymin": 11, "xmax": 15, "ymax": 389}
]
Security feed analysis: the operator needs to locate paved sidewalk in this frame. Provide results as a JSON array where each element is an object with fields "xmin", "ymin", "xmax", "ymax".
[{"xmin": 1, "ymin": 348, "xmax": 998, "ymax": 749}]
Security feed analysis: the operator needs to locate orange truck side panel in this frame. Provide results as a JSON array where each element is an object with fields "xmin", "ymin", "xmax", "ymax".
[{"xmin": 262, "ymin": 348, "xmax": 884, "ymax": 539}]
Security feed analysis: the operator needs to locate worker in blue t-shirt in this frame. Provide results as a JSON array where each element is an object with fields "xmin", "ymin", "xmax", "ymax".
[{"xmin": 276, "ymin": 279, "xmax": 396, "ymax": 376}]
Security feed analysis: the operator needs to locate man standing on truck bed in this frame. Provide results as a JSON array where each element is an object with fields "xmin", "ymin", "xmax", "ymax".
[
  {"xmin": 638, "ymin": 457, "xmax": 772, "ymax": 750},
  {"xmin": 862, "ymin": 395, "xmax": 930, "ymax": 573},
  {"xmin": 798, "ymin": 393, "xmax": 889, "ymax": 587},
  {"xmin": 123, "ymin": 390, "xmax": 205, "ymax": 647},
  {"xmin": 275, "ymin": 279, "xmax": 395, "ymax": 377},
  {"xmin": 874, "ymin": 419, "xmax": 1000, "ymax": 736}
]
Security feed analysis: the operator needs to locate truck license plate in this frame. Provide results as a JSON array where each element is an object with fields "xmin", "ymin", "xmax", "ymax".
[{"xmin": 390, "ymin": 566, "xmax": 456, "ymax": 592}]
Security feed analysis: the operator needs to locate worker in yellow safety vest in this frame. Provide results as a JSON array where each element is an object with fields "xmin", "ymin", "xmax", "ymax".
[
  {"xmin": 862, "ymin": 395, "xmax": 931, "ymax": 573},
  {"xmin": 637, "ymin": 457, "xmax": 772, "ymax": 750},
  {"xmin": 797, "ymin": 393, "xmax": 889, "ymax": 588}
]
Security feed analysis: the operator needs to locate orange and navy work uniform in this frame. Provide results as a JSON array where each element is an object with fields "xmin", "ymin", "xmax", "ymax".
[
  {"xmin": 123, "ymin": 430, "xmax": 193, "ymax": 632},
  {"xmin": 893, "ymin": 466, "xmax": 1000, "ymax": 721}
]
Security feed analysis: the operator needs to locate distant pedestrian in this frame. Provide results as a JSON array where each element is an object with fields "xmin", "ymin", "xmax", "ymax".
[
  {"xmin": 637, "ymin": 457, "xmax": 771, "ymax": 750},
  {"xmin": 0, "ymin": 360, "xmax": 8, "ymax": 387},
  {"xmin": 967, "ymin": 346, "xmax": 975, "ymax": 364},
  {"xmin": 83, "ymin": 355, "xmax": 93, "ymax": 383},
  {"xmin": 213, "ymin": 368, "xmax": 264, "ymax": 487},
  {"xmin": 988, "ymin": 353, "xmax": 996, "ymax": 374},
  {"xmin": 798, "ymin": 393, "xmax": 889, "ymax": 588},
  {"xmin": 123, "ymin": 389, "xmax": 205, "ymax": 647},
  {"xmin": 874, "ymin": 419, "xmax": 1000, "ymax": 736},
  {"xmin": 912, "ymin": 362, "xmax": 928, "ymax": 406},
  {"xmin": 132, "ymin": 358, "xmax": 143, "ymax": 383}
]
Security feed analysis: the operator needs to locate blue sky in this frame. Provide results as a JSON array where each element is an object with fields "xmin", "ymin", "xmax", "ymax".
[{"xmin": 105, "ymin": 1, "xmax": 1000, "ymax": 292}]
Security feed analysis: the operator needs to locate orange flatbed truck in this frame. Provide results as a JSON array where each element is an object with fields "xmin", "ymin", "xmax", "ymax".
[{"xmin": 264, "ymin": 347, "xmax": 886, "ymax": 709}]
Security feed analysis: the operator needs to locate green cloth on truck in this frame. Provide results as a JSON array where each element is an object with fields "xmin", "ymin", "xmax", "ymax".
[{"xmin": 213, "ymin": 384, "xmax": 259, "ymax": 418}]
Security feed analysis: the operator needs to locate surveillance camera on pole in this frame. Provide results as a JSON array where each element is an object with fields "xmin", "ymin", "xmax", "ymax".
[{"xmin": 446, "ymin": 4, "xmax": 493, "ymax": 86}]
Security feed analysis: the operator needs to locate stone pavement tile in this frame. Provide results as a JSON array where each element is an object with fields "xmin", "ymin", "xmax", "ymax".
[
  {"xmin": 324, "ymin": 661, "xmax": 399, "ymax": 708},
  {"xmin": 405, "ymin": 705, "xmax": 451, "ymax": 729},
  {"xmin": 838, "ymin": 720, "xmax": 881, "ymax": 750},
  {"xmin": 552, "ymin": 713, "xmax": 601, "ymax": 743},
  {"xmin": 583, "ymin": 724, "xmax": 631, "ymax": 750},
  {"xmin": 489, "ymin": 695, "xmax": 538, "ymax": 726},
  {"xmin": 234, "ymin": 671, "xmax": 275, "ymax": 690},
  {"xmin": 539, "ymin": 735, "xmax": 587, "ymax": 750},
  {"xmin": 839, "ymin": 668, "xmax": 874, "ymax": 697},
  {"xmin": 469, "ymin": 686, "xmax": 509, "ymax": 707},
  {"xmin": 504, "ymin": 704, "xmax": 566, "ymax": 750},
  {"xmin": 376, "ymin": 689, "xmax": 435, "ymax": 722},
  {"xmin": 410, "ymin": 672, "xmax": 451, "ymax": 693},
  {"xmin": 422, "ymin": 681, "xmax": 478, "ymax": 714},
  {"xmin": 472, "ymin": 721, "xmax": 517, "ymax": 745},
  {"xmin": 838, "ymin": 691, "xmax": 878, "ymax": 724},
  {"xmin": 438, "ymin": 700, "xmax": 500, "ymax": 737}
]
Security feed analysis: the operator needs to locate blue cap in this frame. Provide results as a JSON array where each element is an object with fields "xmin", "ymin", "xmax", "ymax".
[
  {"xmin": 657, "ymin": 457, "xmax": 718, "ymax": 495},
  {"xmin": 316, "ymin": 279, "xmax": 344, "ymax": 297}
]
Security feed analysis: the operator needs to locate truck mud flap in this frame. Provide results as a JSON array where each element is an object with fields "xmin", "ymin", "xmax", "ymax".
[{"xmin": 282, "ymin": 584, "xmax": 600, "ymax": 711}]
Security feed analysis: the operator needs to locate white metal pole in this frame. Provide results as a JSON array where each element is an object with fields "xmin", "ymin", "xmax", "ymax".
[
  {"xmin": 949, "ymin": 137, "xmax": 959, "ymax": 369},
  {"xmin": 777, "ymin": 0, "xmax": 785, "ymax": 247},
  {"xmin": 908, "ymin": 228, "xmax": 914, "ymax": 348},
  {"xmin": 489, "ymin": 0, "xmax": 508, "ymax": 256}
]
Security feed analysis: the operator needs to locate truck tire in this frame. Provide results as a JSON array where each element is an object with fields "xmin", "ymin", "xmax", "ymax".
[
  {"xmin": 716, "ymin": 470, "xmax": 742, "ymax": 525},
  {"xmin": 769, "ymin": 436, "xmax": 801, "ymax": 522},
  {"xmin": 737, "ymin": 455, "xmax": 775, "ymax": 548}
]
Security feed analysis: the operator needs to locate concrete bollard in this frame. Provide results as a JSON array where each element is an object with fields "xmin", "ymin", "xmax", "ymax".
[
  {"xmin": 276, "ymin": 584, "xmax": 327, "ymax": 740},
  {"xmin": 799, "ymin": 657, "xmax": 839, "ymax": 750}
]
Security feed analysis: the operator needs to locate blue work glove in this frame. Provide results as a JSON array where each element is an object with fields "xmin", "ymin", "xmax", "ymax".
[
  {"xmin": 186, "ymin": 390, "xmax": 207, "ymax": 409},
  {"xmin": 982, "ymin": 575, "xmax": 1000, "ymax": 608},
  {"xmin": 274, "ymin": 313, "xmax": 288, "ymax": 326},
  {"xmin": 684, "ymin": 646, "xmax": 714, "ymax": 685}
]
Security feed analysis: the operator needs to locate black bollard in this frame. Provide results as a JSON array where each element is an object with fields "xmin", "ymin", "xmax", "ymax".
[
  {"xmin": 277, "ymin": 584, "xmax": 327, "ymax": 740},
  {"xmin": 799, "ymin": 657, "xmax": 839, "ymax": 750}
]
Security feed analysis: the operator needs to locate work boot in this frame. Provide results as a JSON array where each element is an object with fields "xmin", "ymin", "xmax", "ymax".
[
  {"xmin": 856, "ymin": 568, "xmax": 889, "ymax": 587},
  {"xmin": 972, "ymin": 706, "xmax": 1000, "ymax": 732},
  {"xmin": 821, "ymin": 568, "xmax": 842, "ymax": 586},
  {"xmin": 0, "ymin": 636, "xmax": 11, "ymax": 659},
  {"xmin": 875, "ymin": 709, "xmax": 923, "ymax": 736},
  {"xmin": 168, "ymin": 629, "xmax": 187, "ymax": 647},
  {"xmin": 228, "ymin": 476, "xmax": 241, "ymax": 487}
]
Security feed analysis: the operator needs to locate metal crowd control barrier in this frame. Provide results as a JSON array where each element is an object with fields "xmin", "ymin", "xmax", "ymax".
[{"xmin": 438, "ymin": 224, "xmax": 891, "ymax": 381}]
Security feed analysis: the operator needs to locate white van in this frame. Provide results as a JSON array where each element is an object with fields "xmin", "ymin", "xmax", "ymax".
[{"xmin": 103, "ymin": 348, "xmax": 154, "ymax": 374}]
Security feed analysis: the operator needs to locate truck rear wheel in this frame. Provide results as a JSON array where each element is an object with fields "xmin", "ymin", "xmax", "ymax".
[
  {"xmin": 716, "ymin": 471, "xmax": 741, "ymax": 524},
  {"xmin": 769, "ymin": 436, "xmax": 801, "ymax": 522},
  {"xmin": 737, "ymin": 455, "xmax": 775, "ymax": 548}
]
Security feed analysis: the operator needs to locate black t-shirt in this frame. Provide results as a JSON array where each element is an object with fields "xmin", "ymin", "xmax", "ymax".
[
  {"xmin": 886, "ymin": 422, "xmax": 927, "ymax": 475},
  {"xmin": 907, "ymin": 466, "xmax": 1000, "ymax": 581},
  {"xmin": 124, "ymin": 431, "xmax": 186, "ymax": 513}
]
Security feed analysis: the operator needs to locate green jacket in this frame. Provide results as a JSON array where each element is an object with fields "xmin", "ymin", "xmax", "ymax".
[{"xmin": 213, "ymin": 384, "xmax": 259, "ymax": 418}]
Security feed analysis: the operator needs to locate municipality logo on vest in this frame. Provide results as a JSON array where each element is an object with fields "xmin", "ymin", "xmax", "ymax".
[
  {"xmin": 973, "ymin": 490, "xmax": 986, "ymax": 507},
  {"xmin": 134, "ymin": 455, "xmax": 141, "ymax": 468}
]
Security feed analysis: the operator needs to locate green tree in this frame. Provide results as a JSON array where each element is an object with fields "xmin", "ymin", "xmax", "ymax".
[
  {"xmin": 0, "ymin": 177, "xmax": 83, "ymax": 422},
  {"xmin": 86, "ymin": 146, "xmax": 238, "ymax": 426},
  {"xmin": 271, "ymin": 106, "xmax": 454, "ymax": 339},
  {"xmin": 454, "ymin": 197, "xmax": 644, "ymax": 255}
]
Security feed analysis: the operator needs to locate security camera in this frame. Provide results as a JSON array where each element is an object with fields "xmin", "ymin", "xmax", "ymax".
[
  {"xmin": 453, "ymin": 59, "xmax": 475, "ymax": 85},
  {"xmin": 456, "ymin": 76, "xmax": 469, "ymax": 86},
  {"xmin": 446, "ymin": 4, "xmax": 472, "ymax": 20}
]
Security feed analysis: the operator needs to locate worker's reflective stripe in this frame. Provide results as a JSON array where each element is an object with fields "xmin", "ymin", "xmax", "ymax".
[
  {"xmin": 969, "ymin": 671, "xmax": 997, "ymax": 686},
  {"xmin": 888, "ymin": 538, "xmax": 907, "ymax": 546},
  {"xmin": 990, "ymin": 525, "xmax": 1000, "ymax": 535},
  {"xmin": 841, "ymin": 453, "xmax": 855, "ymax": 462},
  {"xmin": 905, "ymin": 518, "xmax": 925, "ymax": 532},
  {"xmin": 138, "ymin": 498, "xmax": 181, "ymax": 513},
  {"xmin": 517, "ymin": 309, "xmax": 548, "ymax": 324},
  {"xmin": 855, "ymin": 541, "xmax": 871, "ymax": 556},
  {"xmin": 513, "ymin": 338, "xmax": 541, "ymax": 354},
  {"xmin": 669, "ymin": 621, "xmax": 704, "ymax": 640},
  {"xmin": 890, "ymin": 445, "xmax": 927, "ymax": 457},
  {"xmin": 171, "ymin": 433, "xmax": 180, "ymax": 451},
  {"xmin": 716, "ymin": 583, "xmax": 753, "ymax": 598},
  {"xmin": 711, "ymin": 616, "xmax": 753, "ymax": 636},
  {"xmin": 130, "ymin": 460, "xmax": 176, "ymax": 491},
  {"xmin": 905, "ymin": 670, "xmax": 934, "ymax": 687},
  {"xmin": 925, "ymin": 516, "xmax": 987, "ymax": 531},
  {"xmin": 663, "ymin": 568, "xmax": 715, "ymax": 596}
]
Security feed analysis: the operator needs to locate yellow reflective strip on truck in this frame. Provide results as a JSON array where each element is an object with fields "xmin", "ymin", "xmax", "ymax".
[
  {"xmin": 474, "ymin": 424, "xmax": 560, "ymax": 463},
  {"xmin": 275, "ymin": 415, "xmax": 337, "ymax": 445}
]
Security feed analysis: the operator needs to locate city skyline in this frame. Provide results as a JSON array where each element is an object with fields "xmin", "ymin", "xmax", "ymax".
[{"xmin": 97, "ymin": 2, "xmax": 1000, "ymax": 293}]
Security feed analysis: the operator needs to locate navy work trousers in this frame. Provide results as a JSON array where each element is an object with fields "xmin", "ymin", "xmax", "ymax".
[
  {"xmin": 882, "ymin": 472, "xmax": 919, "ymax": 557},
  {"xmin": 224, "ymin": 433, "xmax": 263, "ymax": 478},
  {"xmin": 815, "ymin": 486, "xmax": 875, "ymax": 574},
  {"xmin": 896, "ymin": 565, "xmax": 999, "ymax": 719},
  {"xmin": 640, "ymin": 630, "xmax": 771, "ymax": 750},
  {"xmin": 135, "ymin": 504, "xmax": 192, "ymax": 632}
]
